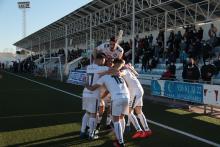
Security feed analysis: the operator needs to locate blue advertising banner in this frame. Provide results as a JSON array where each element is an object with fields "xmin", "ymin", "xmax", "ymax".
[
  {"xmin": 67, "ymin": 70, "xmax": 86, "ymax": 85},
  {"xmin": 164, "ymin": 81, "xmax": 203, "ymax": 103},
  {"xmin": 151, "ymin": 80, "xmax": 163, "ymax": 96}
]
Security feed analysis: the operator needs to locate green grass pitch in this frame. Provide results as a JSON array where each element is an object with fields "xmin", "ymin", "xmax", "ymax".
[{"xmin": 0, "ymin": 71, "xmax": 219, "ymax": 147}]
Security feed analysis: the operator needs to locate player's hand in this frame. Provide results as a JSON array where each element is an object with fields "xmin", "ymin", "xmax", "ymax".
[{"xmin": 85, "ymin": 83, "xmax": 90, "ymax": 89}]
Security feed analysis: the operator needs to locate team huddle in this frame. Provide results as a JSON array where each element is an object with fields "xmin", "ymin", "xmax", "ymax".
[{"xmin": 80, "ymin": 36, "xmax": 152, "ymax": 147}]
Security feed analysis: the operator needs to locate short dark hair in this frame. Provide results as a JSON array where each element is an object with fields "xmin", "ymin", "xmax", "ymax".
[
  {"xmin": 96, "ymin": 53, "xmax": 106, "ymax": 59},
  {"xmin": 110, "ymin": 36, "xmax": 116, "ymax": 42},
  {"xmin": 113, "ymin": 58, "xmax": 125, "ymax": 65}
]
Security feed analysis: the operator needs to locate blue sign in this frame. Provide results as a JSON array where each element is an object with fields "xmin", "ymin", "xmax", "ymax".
[
  {"xmin": 151, "ymin": 80, "xmax": 162, "ymax": 96},
  {"xmin": 164, "ymin": 81, "xmax": 203, "ymax": 103},
  {"xmin": 67, "ymin": 70, "xmax": 86, "ymax": 85}
]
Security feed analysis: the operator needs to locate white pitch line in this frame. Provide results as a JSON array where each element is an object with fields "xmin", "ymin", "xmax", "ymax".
[
  {"xmin": 0, "ymin": 112, "xmax": 81, "ymax": 119},
  {"xmin": 147, "ymin": 119, "xmax": 220, "ymax": 147},
  {"xmin": 5, "ymin": 71, "xmax": 220, "ymax": 147},
  {"xmin": 5, "ymin": 71, "xmax": 81, "ymax": 99}
]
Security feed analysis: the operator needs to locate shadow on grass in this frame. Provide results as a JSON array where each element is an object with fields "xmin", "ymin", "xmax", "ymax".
[
  {"xmin": 0, "ymin": 112, "xmax": 82, "ymax": 132},
  {"xmin": 11, "ymin": 127, "xmax": 114, "ymax": 147}
]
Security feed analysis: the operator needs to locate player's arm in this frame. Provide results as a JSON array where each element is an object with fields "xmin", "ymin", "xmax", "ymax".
[
  {"xmin": 100, "ymin": 90, "xmax": 109, "ymax": 100},
  {"xmin": 126, "ymin": 64, "xmax": 139, "ymax": 77},
  {"xmin": 118, "ymin": 49, "xmax": 124, "ymax": 59},
  {"xmin": 98, "ymin": 68, "xmax": 122, "ymax": 77},
  {"xmin": 86, "ymin": 76, "xmax": 105, "ymax": 91},
  {"xmin": 86, "ymin": 84, "xmax": 101, "ymax": 91},
  {"xmin": 98, "ymin": 68, "xmax": 114, "ymax": 77}
]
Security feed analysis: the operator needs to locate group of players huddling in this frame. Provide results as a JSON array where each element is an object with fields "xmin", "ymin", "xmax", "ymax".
[{"xmin": 80, "ymin": 35, "xmax": 152, "ymax": 147}]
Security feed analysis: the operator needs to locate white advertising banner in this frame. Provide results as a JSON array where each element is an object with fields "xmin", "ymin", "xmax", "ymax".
[{"xmin": 203, "ymin": 84, "xmax": 220, "ymax": 107}]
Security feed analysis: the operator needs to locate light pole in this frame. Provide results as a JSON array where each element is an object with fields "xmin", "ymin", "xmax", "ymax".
[{"xmin": 17, "ymin": 1, "xmax": 30, "ymax": 38}]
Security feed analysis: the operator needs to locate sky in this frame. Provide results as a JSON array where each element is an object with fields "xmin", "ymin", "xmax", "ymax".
[{"xmin": 0, "ymin": 0, "xmax": 92, "ymax": 53}]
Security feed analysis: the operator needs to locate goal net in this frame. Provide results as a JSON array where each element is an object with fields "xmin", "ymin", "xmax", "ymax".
[{"xmin": 38, "ymin": 57, "xmax": 63, "ymax": 81}]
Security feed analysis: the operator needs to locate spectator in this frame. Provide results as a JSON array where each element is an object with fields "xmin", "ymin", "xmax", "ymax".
[
  {"xmin": 169, "ymin": 62, "xmax": 176, "ymax": 76},
  {"xmin": 2, "ymin": 63, "xmax": 4, "ymax": 70},
  {"xmin": 180, "ymin": 50, "xmax": 188, "ymax": 67},
  {"xmin": 174, "ymin": 31, "xmax": 183, "ymax": 49},
  {"xmin": 202, "ymin": 42, "xmax": 212, "ymax": 65},
  {"xmin": 208, "ymin": 24, "xmax": 218, "ymax": 47},
  {"xmin": 201, "ymin": 60, "xmax": 217, "ymax": 83},
  {"xmin": 197, "ymin": 27, "xmax": 203, "ymax": 41},
  {"xmin": 148, "ymin": 34, "xmax": 153, "ymax": 47},
  {"xmin": 214, "ymin": 54, "xmax": 220, "ymax": 73},
  {"xmin": 141, "ymin": 54, "xmax": 147, "ymax": 73},
  {"xmin": 182, "ymin": 58, "xmax": 200, "ymax": 82},
  {"xmin": 147, "ymin": 56, "xmax": 158, "ymax": 71},
  {"xmin": 160, "ymin": 66, "xmax": 173, "ymax": 80}
]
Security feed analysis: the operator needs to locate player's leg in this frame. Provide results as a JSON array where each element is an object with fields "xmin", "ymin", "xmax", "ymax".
[
  {"xmin": 120, "ymin": 115, "xmax": 126, "ymax": 133},
  {"xmin": 80, "ymin": 97, "xmax": 90, "ymax": 138},
  {"xmin": 96, "ymin": 99, "xmax": 105, "ymax": 131},
  {"xmin": 127, "ymin": 96, "xmax": 143, "ymax": 139},
  {"xmin": 112, "ymin": 99, "xmax": 127, "ymax": 147},
  {"xmin": 80, "ymin": 111, "xmax": 90, "ymax": 138},
  {"xmin": 88, "ymin": 98, "xmax": 99, "ymax": 140},
  {"xmin": 105, "ymin": 97, "xmax": 112, "ymax": 129},
  {"xmin": 134, "ymin": 99, "xmax": 152, "ymax": 138}
]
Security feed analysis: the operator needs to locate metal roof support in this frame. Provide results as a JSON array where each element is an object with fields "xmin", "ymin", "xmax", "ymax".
[
  {"xmin": 207, "ymin": 0, "xmax": 210, "ymax": 20},
  {"xmin": 164, "ymin": 11, "xmax": 168, "ymax": 60},
  {"xmin": 50, "ymin": 32, "xmax": 52, "ymax": 60},
  {"xmin": 31, "ymin": 40, "xmax": 33, "ymax": 61},
  {"xmin": 64, "ymin": 24, "xmax": 68, "ymax": 64},
  {"xmin": 90, "ymin": 13, "xmax": 93, "ymax": 64},
  {"xmin": 132, "ymin": 0, "xmax": 135, "ymax": 66},
  {"xmin": 86, "ymin": 33, "xmax": 88, "ymax": 49},
  {"xmin": 115, "ymin": 24, "xmax": 117, "ymax": 37},
  {"xmin": 38, "ymin": 37, "xmax": 41, "ymax": 57}
]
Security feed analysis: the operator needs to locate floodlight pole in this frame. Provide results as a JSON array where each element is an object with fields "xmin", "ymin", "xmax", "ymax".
[
  {"xmin": 17, "ymin": 1, "xmax": 30, "ymax": 38},
  {"xmin": 23, "ymin": 9, "xmax": 26, "ymax": 37}
]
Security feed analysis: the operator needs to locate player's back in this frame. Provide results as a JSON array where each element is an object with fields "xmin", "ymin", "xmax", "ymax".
[
  {"xmin": 98, "ymin": 75, "xmax": 130, "ymax": 100},
  {"xmin": 83, "ymin": 64, "xmax": 108, "ymax": 98},
  {"xmin": 123, "ymin": 69, "xmax": 143, "ymax": 90}
]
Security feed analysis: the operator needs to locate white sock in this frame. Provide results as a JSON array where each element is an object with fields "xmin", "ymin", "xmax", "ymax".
[
  {"xmin": 114, "ymin": 122, "xmax": 124, "ymax": 144},
  {"xmin": 81, "ymin": 113, "xmax": 89, "ymax": 133},
  {"xmin": 97, "ymin": 115, "xmax": 102, "ymax": 124},
  {"xmin": 128, "ymin": 113, "xmax": 142, "ymax": 131},
  {"xmin": 137, "ymin": 113, "xmax": 149, "ymax": 131},
  {"xmin": 120, "ymin": 118, "xmax": 126, "ymax": 133},
  {"xmin": 89, "ymin": 118, "xmax": 97, "ymax": 137},
  {"xmin": 126, "ymin": 117, "xmax": 130, "ymax": 126}
]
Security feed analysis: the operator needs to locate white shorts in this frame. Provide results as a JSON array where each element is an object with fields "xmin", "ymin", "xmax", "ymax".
[
  {"xmin": 111, "ymin": 99, "xmax": 129, "ymax": 116},
  {"xmin": 129, "ymin": 89, "xmax": 144, "ymax": 108},
  {"xmin": 82, "ymin": 97, "xmax": 99, "ymax": 113}
]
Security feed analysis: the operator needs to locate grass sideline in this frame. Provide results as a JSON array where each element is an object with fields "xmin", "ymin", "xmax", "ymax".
[{"xmin": 0, "ymin": 71, "xmax": 220, "ymax": 147}]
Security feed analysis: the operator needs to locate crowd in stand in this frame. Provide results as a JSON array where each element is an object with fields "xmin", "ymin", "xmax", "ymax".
[
  {"xmin": 117, "ymin": 23, "xmax": 220, "ymax": 83},
  {"xmin": 3, "ymin": 23, "xmax": 220, "ymax": 84}
]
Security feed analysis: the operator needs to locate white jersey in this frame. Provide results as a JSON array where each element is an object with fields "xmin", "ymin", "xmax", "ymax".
[
  {"xmin": 83, "ymin": 64, "xmax": 109, "ymax": 98},
  {"xmin": 96, "ymin": 42, "xmax": 124, "ymax": 59},
  {"xmin": 122, "ymin": 69, "xmax": 143, "ymax": 93},
  {"xmin": 96, "ymin": 75, "xmax": 130, "ymax": 101}
]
